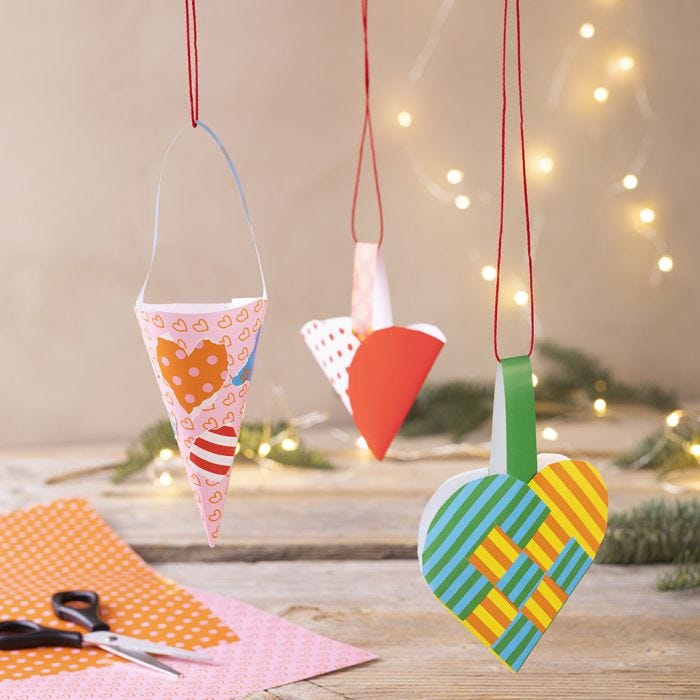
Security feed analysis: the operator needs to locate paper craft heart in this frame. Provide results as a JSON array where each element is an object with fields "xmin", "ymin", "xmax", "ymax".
[
  {"xmin": 420, "ymin": 459, "xmax": 607, "ymax": 672},
  {"xmin": 156, "ymin": 337, "xmax": 228, "ymax": 411},
  {"xmin": 189, "ymin": 424, "xmax": 238, "ymax": 482},
  {"xmin": 301, "ymin": 318, "xmax": 444, "ymax": 459}
]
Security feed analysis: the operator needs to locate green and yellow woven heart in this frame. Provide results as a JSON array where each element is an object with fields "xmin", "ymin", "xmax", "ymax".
[
  {"xmin": 420, "ymin": 458, "xmax": 607, "ymax": 671},
  {"xmin": 419, "ymin": 356, "xmax": 608, "ymax": 671}
]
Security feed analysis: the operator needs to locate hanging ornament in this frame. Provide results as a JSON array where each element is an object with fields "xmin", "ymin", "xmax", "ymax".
[
  {"xmin": 134, "ymin": 1, "xmax": 267, "ymax": 546},
  {"xmin": 418, "ymin": 0, "xmax": 608, "ymax": 671},
  {"xmin": 301, "ymin": 0, "xmax": 445, "ymax": 460}
]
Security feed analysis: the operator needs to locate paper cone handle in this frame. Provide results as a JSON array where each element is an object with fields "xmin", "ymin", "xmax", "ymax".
[
  {"xmin": 489, "ymin": 355, "xmax": 537, "ymax": 482},
  {"xmin": 351, "ymin": 242, "xmax": 392, "ymax": 338},
  {"xmin": 136, "ymin": 120, "xmax": 267, "ymax": 305}
]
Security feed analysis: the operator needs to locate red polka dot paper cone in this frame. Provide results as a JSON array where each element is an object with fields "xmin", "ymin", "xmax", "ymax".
[
  {"xmin": 135, "ymin": 121, "xmax": 267, "ymax": 546},
  {"xmin": 301, "ymin": 243, "xmax": 445, "ymax": 460}
]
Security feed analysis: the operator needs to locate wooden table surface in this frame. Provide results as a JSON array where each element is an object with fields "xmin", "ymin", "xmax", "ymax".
[{"xmin": 1, "ymin": 407, "xmax": 699, "ymax": 699}]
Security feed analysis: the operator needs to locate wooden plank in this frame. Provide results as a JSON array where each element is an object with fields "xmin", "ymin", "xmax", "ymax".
[
  {"xmin": 157, "ymin": 561, "xmax": 700, "ymax": 699},
  {"xmin": 0, "ymin": 413, "xmax": 691, "ymax": 562}
]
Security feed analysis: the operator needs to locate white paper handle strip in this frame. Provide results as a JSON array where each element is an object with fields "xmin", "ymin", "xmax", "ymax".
[
  {"xmin": 351, "ymin": 242, "xmax": 392, "ymax": 336},
  {"xmin": 137, "ymin": 120, "xmax": 267, "ymax": 304}
]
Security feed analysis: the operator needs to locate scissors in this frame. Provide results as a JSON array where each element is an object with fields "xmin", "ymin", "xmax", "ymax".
[{"xmin": 0, "ymin": 590, "xmax": 212, "ymax": 678}]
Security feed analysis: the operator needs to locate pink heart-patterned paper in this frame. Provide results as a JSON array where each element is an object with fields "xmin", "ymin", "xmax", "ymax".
[{"xmin": 136, "ymin": 298, "xmax": 266, "ymax": 545}]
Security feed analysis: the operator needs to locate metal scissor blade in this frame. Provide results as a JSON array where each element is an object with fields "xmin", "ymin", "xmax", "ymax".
[
  {"xmin": 85, "ymin": 631, "xmax": 213, "ymax": 662},
  {"xmin": 96, "ymin": 644, "xmax": 182, "ymax": 679}
]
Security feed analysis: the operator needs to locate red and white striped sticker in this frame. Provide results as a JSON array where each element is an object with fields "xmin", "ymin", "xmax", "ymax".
[{"xmin": 189, "ymin": 425, "xmax": 238, "ymax": 481}]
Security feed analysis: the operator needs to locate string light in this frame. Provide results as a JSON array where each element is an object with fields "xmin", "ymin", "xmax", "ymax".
[
  {"xmin": 159, "ymin": 448, "xmax": 174, "ymax": 461},
  {"xmin": 537, "ymin": 157, "xmax": 554, "ymax": 174},
  {"xmin": 593, "ymin": 398, "xmax": 607, "ymax": 416},
  {"xmin": 658, "ymin": 255, "xmax": 673, "ymax": 272},
  {"xmin": 397, "ymin": 111, "xmax": 412, "ymax": 128},
  {"xmin": 622, "ymin": 174, "xmax": 638, "ymax": 190},
  {"xmin": 356, "ymin": 436, "xmax": 368, "ymax": 450},
  {"xmin": 281, "ymin": 437, "xmax": 299, "ymax": 451},
  {"xmin": 454, "ymin": 195, "xmax": 470, "ymax": 210},
  {"xmin": 157, "ymin": 471, "xmax": 173, "ymax": 487},
  {"xmin": 639, "ymin": 207, "xmax": 655, "ymax": 223},
  {"xmin": 514, "ymin": 290, "xmax": 529, "ymax": 306},
  {"xmin": 446, "ymin": 169, "xmax": 464, "ymax": 184},
  {"xmin": 618, "ymin": 56, "xmax": 635, "ymax": 72},
  {"xmin": 579, "ymin": 23, "xmax": 595, "ymax": 39},
  {"xmin": 666, "ymin": 410, "xmax": 682, "ymax": 428},
  {"xmin": 481, "ymin": 265, "xmax": 497, "ymax": 281},
  {"xmin": 542, "ymin": 427, "xmax": 558, "ymax": 441},
  {"xmin": 258, "ymin": 442, "xmax": 271, "ymax": 457},
  {"xmin": 531, "ymin": 373, "xmax": 539, "ymax": 388},
  {"xmin": 593, "ymin": 86, "xmax": 609, "ymax": 103},
  {"xmin": 689, "ymin": 443, "xmax": 700, "ymax": 458}
]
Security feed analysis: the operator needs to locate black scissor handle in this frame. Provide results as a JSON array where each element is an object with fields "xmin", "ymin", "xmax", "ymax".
[
  {"xmin": 0, "ymin": 620, "xmax": 83, "ymax": 650},
  {"xmin": 51, "ymin": 590, "xmax": 110, "ymax": 632}
]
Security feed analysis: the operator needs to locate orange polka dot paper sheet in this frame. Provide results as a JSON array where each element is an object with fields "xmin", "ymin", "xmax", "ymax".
[
  {"xmin": 0, "ymin": 499, "xmax": 238, "ymax": 682},
  {"xmin": 135, "ymin": 298, "xmax": 266, "ymax": 546},
  {"xmin": 0, "ymin": 499, "xmax": 376, "ymax": 699}
]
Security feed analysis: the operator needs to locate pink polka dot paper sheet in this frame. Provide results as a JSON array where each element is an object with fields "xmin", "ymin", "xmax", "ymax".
[
  {"xmin": 0, "ymin": 499, "xmax": 377, "ymax": 699},
  {"xmin": 135, "ymin": 298, "xmax": 266, "ymax": 546},
  {"xmin": 0, "ymin": 590, "xmax": 377, "ymax": 700}
]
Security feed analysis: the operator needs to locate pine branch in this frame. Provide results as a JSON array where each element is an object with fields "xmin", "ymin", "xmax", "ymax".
[
  {"xmin": 657, "ymin": 564, "xmax": 700, "ymax": 591},
  {"xmin": 596, "ymin": 499, "xmax": 700, "ymax": 565},
  {"xmin": 111, "ymin": 417, "xmax": 332, "ymax": 483},
  {"xmin": 401, "ymin": 381, "xmax": 492, "ymax": 440}
]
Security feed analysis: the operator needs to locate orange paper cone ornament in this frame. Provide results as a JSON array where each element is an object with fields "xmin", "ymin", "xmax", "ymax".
[
  {"xmin": 301, "ymin": 243, "xmax": 445, "ymax": 459},
  {"xmin": 135, "ymin": 121, "xmax": 267, "ymax": 546}
]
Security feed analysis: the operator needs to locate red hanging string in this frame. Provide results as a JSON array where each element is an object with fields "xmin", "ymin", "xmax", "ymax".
[
  {"xmin": 185, "ymin": 0, "xmax": 199, "ymax": 128},
  {"xmin": 350, "ymin": 0, "xmax": 384, "ymax": 245},
  {"xmin": 493, "ymin": 0, "xmax": 535, "ymax": 362}
]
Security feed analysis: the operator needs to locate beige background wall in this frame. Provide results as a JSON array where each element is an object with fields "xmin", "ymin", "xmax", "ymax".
[{"xmin": 1, "ymin": 1, "xmax": 697, "ymax": 446}]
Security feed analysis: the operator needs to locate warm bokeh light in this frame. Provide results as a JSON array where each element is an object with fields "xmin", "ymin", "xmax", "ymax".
[
  {"xmin": 622, "ymin": 174, "xmax": 638, "ymax": 190},
  {"xmin": 531, "ymin": 373, "xmax": 539, "ymax": 388},
  {"xmin": 593, "ymin": 398, "xmax": 607, "ymax": 416},
  {"xmin": 538, "ymin": 157, "xmax": 554, "ymax": 174},
  {"xmin": 397, "ymin": 111, "xmax": 412, "ymax": 128},
  {"xmin": 689, "ymin": 443, "xmax": 700, "ymax": 458},
  {"xmin": 666, "ymin": 411, "xmax": 682, "ymax": 428},
  {"xmin": 618, "ymin": 56, "xmax": 635, "ymax": 71},
  {"xmin": 356, "ymin": 436, "xmax": 368, "ymax": 450},
  {"xmin": 658, "ymin": 255, "xmax": 673, "ymax": 272},
  {"xmin": 281, "ymin": 437, "xmax": 298, "ymax": 451},
  {"xmin": 481, "ymin": 265, "xmax": 497, "ymax": 281},
  {"xmin": 579, "ymin": 23, "xmax": 595, "ymax": 39},
  {"xmin": 158, "ymin": 471, "xmax": 173, "ymax": 487},
  {"xmin": 593, "ymin": 87, "xmax": 609, "ymax": 103},
  {"xmin": 639, "ymin": 207, "xmax": 655, "ymax": 224},
  {"xmin": 159, "ymin": 448, "xmax": 174, "ymax": 461},
  {"xmin": 542, "ymin": 427, "xmax": 559, "ymax": 441},
  {"xmin": 446, "ymin": 169, "xmax": 464, "ymax": 184},
  {"xmin": 514, "ymin": 290, "xmax": 529, "ymax": 306},
  {"xmin": 454, "ymin": 195, "xmax": 471, "ymax": 210},
  {"xmin": 258, "ymin": 442, "xmax": 271, "ymax": 457}
]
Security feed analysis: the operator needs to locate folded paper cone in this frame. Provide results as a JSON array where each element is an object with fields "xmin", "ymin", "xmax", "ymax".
[
  {"xmin": 136, "ymin": 298, "xmax": 266, "ymax": 546},
  {"xmin": 301, "ymin": 318, "xmax": 445, "ymax": 459}
]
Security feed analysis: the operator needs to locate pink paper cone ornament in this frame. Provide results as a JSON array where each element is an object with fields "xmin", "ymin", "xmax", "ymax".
[
  {"xmin": 135, "ymin": 121, "xmax": 267, "ymax": 546},
  {"xmin": 301, "ymin": 243, "xmax": 445, "ymax": 460}
]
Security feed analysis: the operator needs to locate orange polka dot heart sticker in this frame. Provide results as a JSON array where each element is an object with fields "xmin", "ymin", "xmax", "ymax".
[
  {"xmin": 135, "ymin": 121, "xmax": 267, "ymax": 546},
  {"xmin": 300, "ymin": 1, "xmax": 445, "ymax": 460}
]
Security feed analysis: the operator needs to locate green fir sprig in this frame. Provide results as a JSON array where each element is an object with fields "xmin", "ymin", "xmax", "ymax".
[{"xmin": 112, "ymin": 418, "xmax": 332, "ymax": 483}]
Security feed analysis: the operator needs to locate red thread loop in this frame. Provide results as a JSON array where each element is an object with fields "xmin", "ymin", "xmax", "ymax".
[
  {"xmin": 350, "ymin": 0, "xmax": 384, "ymax": 246},
  {"xmin": 185, "ymin": 0, "xmax": 199, "ymax": 128},
  {"xmin": 493, "ymin": 0, "xmax": 534, "ymax": 362}
]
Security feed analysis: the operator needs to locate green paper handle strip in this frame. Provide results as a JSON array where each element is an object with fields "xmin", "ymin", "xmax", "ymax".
[{"xmin": 489, "ymin": 355, "xmax": 537, "ymax": 482}]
